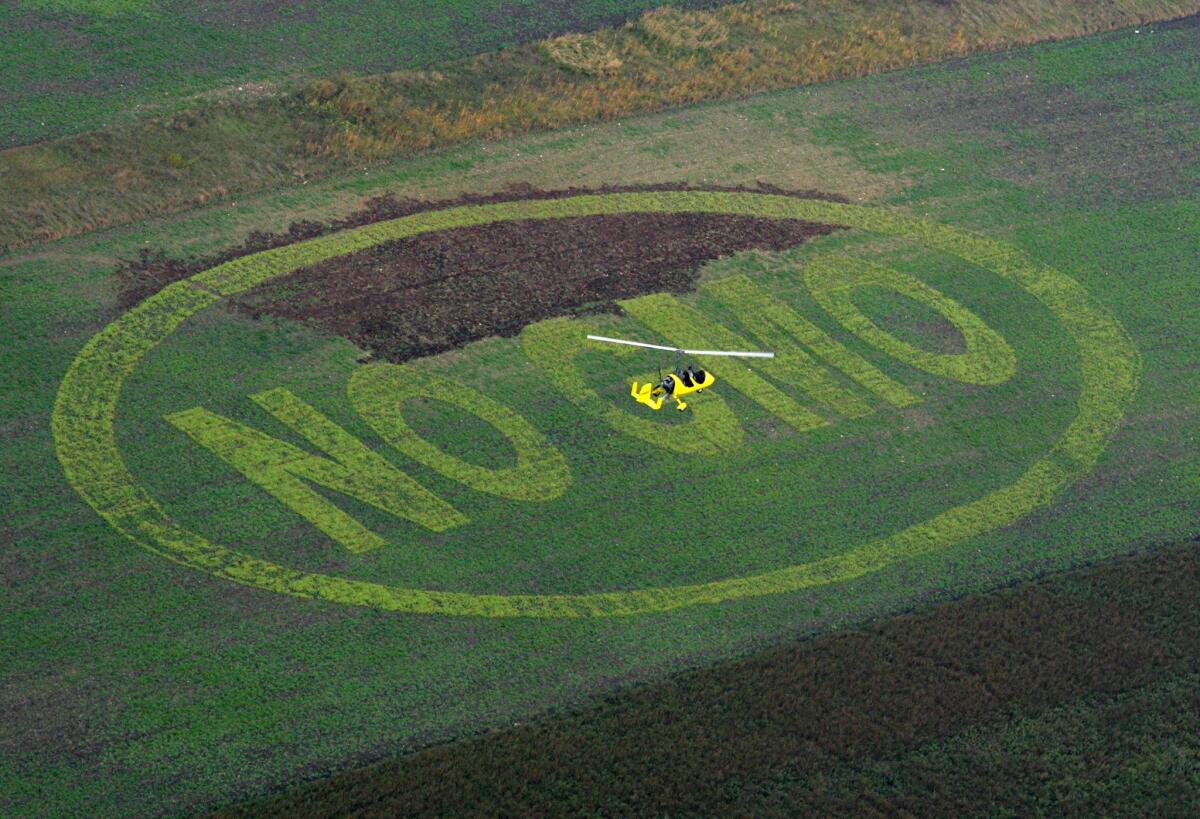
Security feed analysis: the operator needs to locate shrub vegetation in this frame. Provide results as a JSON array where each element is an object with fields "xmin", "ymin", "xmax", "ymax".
[
  {"xmin": 541, "ymin": 33, "xmax": 625, "ymax": 75},
  {"xmin": 638, "ymin": 7, "xmax": 730, "ymax": 51}
]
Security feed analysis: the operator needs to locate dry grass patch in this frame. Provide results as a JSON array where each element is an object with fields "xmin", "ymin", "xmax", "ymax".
[
  {"xmin": 638, "ymin": 7, "xmax": 730, "ymax": 51},
  {"xmin": 541, "ymin": 33, "xmax": 624, "ymax": 76}
]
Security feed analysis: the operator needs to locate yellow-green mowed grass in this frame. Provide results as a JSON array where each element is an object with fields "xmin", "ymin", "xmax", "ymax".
[{"xmin": 53, "ymin": 191, "xmax": 1136, "ymax": 615}]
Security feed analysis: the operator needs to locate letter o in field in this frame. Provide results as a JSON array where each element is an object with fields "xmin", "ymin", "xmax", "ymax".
[
  {"xmin": 803, "ymin": 255, "xmax": 1017, "ymax": 386},
  {"xmin": 348, "ymin": 363, "xmax": 571, "ymax": 501}
]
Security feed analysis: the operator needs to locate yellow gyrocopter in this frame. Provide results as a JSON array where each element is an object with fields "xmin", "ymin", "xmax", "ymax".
[{"xmin": 586, "ymin": 334, "xmax": 775, "ymax": 411}]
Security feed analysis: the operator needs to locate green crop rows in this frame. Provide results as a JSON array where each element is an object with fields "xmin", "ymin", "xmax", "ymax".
[
  {"xmin": 220, "ymin": 540, "xmax": 1200, "ymax": 816},
  {"xmin": 3, "ymin": 17, "xmax": 1198, "ymax": 817}
]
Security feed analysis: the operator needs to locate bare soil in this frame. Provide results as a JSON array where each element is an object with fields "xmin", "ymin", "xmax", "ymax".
[{"xmin": 118, "ymin": 184, "xmax": 845, "ymax": 362}]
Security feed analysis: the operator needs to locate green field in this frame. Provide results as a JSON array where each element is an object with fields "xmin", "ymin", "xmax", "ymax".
[
  {"xmin": 2, "ymin": 15, "xmax": 1199, "ymax": 817},
  {"xmin": 0, "ymin": 0, "xmax": 716, "ymax": 146}
]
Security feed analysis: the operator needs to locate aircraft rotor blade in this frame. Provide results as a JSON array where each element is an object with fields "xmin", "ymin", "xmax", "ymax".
[{"xmin": 586, "ymin": 334, "xmax": 774, "ymax": 359}]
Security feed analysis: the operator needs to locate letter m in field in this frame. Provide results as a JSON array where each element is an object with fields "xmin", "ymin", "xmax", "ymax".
[
  {"xmin": 620, "ymin": 275, "xmax": 919, "ymax": 429},
  {"xmin": 166, "ymin": 388, "xmax": 465, "ymax": 554}
]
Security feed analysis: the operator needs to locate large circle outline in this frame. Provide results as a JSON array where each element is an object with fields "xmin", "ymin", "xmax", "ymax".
[{"xmin": 52, "ymin": 191, "xmax": 1140, "ymax": 617}]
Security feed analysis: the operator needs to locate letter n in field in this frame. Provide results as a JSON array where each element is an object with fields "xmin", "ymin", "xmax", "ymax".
[{"xmin": 165, "ymin": 387, "xmax": 466, "ymax": 554}]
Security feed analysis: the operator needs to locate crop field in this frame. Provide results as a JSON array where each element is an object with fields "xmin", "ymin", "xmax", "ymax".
[
  {"xmin": 226, "ymin": 539, "xmax": 1200, "ymax": 815},
  {"xmin": 2, "ymin": 10, "xmax": 1199, "ymax": 818}
]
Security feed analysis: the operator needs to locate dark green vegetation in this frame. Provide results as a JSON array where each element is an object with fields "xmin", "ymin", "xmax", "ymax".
[
  {"xmin": 221, "ymin": 539, "xmax": 1200, "ymax": 817},
  {"xmin": 750, "ymin": 671, "xmax": 1200, "ymax": 815},
  {"xmin": 0, "ymin": 0, "xmax": 715, "ymax": 146},
  {"xmin": 2, "ymin": 14, "xmax": 1198, "ymax": 819},
  {"xmin": 5, "ymin": 0, "xmax": 1196, "ymax": 250}
]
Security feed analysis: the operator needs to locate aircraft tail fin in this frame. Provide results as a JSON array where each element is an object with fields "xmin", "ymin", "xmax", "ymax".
[{"xmin": 631, "ymin": 382, "xmax": 663, "ymax": 410}]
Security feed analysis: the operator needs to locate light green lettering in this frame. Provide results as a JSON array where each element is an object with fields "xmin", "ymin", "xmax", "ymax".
[
  {"xmin": 348, "ymin": 363, "xmax": 572, "ymax": 501},
  {"xmin": 703, "ymin": 274, "xmax": 920, "ymax": 409},
  {"xmin": 804, "ymin": 255, "xmax": 1017, "ymax": 386},
  {"xmin": 520, "ymin": 317, "xmax": 743, "ymax": 454},
  {"xmin": 165, "ymin": 387, "xmax": 466, "ymax": 553},
  {"xmin": 619, "ymin": 293, "xmax": 830, "ymax": 431}
]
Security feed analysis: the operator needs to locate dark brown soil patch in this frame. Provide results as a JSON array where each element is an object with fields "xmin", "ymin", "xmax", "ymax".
[
  {"xmin": 218, "ymin": 538, "xmax": 1200, "ymax": 817},
  {"xmin": 116, "ymin": 183, "xmax": 846, "ymax": 361}
]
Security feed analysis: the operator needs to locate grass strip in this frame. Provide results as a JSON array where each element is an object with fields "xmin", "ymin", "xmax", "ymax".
[
  {"xmin": 218, "ymin": 538, "xmax": 1200, "ymax": 816},
  {"xmin": 4, "ymin": 0, "xmax": 1197, "ymax": 251}
]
